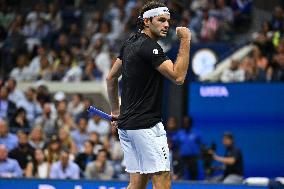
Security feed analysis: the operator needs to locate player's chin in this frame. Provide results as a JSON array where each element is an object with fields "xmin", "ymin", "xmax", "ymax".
[{"xmin": 160, "ymin": 32, "xmax": 168, "ymax": 37}]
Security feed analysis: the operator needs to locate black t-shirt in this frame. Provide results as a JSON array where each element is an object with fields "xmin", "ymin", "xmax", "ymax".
[
  {"xmin": 223, "ymin": 145, "xmax": 244, "ymax": 177},
  {"xmin": 117, "ymin": 33, "xmax": 169, "ymax": 130}
]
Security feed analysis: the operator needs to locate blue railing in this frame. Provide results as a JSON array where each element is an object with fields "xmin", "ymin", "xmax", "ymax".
[{"xmin": 0, "ymin": 178, "xmax": 268, "ymax": 189}]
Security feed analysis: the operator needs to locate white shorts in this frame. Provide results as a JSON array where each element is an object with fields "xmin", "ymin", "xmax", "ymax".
[{"xmin": 118, "ymin": 122, "xmax": 170, "ymax": 174}]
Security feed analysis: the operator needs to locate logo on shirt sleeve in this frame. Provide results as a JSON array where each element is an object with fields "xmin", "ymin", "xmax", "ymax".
[{"xmin": 153, "ymin": 49, "xmax": 159, "ymax": 55}]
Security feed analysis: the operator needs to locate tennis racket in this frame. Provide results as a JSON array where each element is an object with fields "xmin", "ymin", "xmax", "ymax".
[{"xmin": 87, "ymin": 106, "xmax": 117, "ymax": 121}]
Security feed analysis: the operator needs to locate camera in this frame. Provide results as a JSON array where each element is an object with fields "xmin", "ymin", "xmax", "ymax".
[{"xmin": 200, "ymin": 142, "xmax": 216, "ymax": 177}]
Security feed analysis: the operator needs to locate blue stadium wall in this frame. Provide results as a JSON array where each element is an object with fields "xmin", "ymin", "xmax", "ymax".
[
  {"xmin": 188, "ymin": 83, "xmax": 284, "ymax": 178},
  {"xmin": 165, "ymin": 42, "xmax": 284, "ymax": 178}
]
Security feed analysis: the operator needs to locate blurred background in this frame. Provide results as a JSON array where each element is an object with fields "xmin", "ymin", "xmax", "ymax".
[{"xmin": 0, "ymin": 0, "xmax": 284, "ymax": 188}]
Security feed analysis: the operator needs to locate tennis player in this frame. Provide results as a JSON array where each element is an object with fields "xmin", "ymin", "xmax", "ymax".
[{"xmin": 106, "ymin": 1, "xmax": 191, "ymax": 188}]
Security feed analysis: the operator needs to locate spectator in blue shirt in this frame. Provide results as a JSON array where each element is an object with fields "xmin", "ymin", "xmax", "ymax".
[
  {"xmin": 0, "ymin": 87, "xmax": 17, "ymax": 121},
  {"xmin": 173, "ymin": 116, "xmax": 202, "ymax": 180},
  {"xmin": 0, "ymin": 119, "xmax": 18, "ymax": 151},
  {"xmin": 49, "ymin": 148, "xmax": 80, "ymax": 179},
  {"xmin": 165, "ymin": 116, "xmax": 179, "ymax": 179},
  {"xmin": 17, "ymin": 87, "xmax": 42, "ymax": 127},
  {"xmin": 270, "ymin": 6, "xmax": 284, "ymax": 32},
  {"xmin": 0, "ymin": 144, "xmax": 23, "ymax": 178},
  {"xmin": 71, "ymin": 116, "xmax": 89, "ymax": 152},
  {"xmin": 231, "ymin": 0, "xmax": 252, "ymax": 28},
  {"xmin": 166, "ymin": 116, "xmax": 178, "ymax": 143}
]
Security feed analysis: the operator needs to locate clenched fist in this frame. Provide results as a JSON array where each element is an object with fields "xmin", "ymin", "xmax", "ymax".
[{"xmin": 176, "ymin": 27, "xmax": 191, "ymax": 41}]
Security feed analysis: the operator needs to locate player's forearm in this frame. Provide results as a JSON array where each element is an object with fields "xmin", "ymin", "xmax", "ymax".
[
  {"xmin": 214, "ymin": 154, "xmax": 236, "ymax": 165},
  {"xmin": 173, "ymin": 37, "xmax": 190, "ymax": 85},
  {"xmin": 106, "ymin": 78, "xmax": 120, "ymax": 114},
  {"xmin": 106, "ymin": 58, "xmax": 122, "ymax": 114}
]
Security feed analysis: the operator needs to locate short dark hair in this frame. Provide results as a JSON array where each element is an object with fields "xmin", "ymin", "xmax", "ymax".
[
  {"xmin": 223, "ymin": 132, "xmax": 234, "ymax": 141},
  {"xmin": 15, "ymin": 107, "xmax": 26, "ymax": 116},
  {"xmin": 137, "ymin": 1, "xmax": 167, "ymax": 32},
  {"xmin": 98, "ymin": 149, "xmax": 110, "ymax": 159},
  {"xmin": 60, "ymin": 148, "xmax": 70, "ymax": 155},
  {"xmin": 8, "ymin": 77, "xmax": 17, "ymax": 86},
  {"xmin": 85, "ymin": 140, "xmax": 95, "ymax": 147},
  {"xmin": 74, "ymin": 93, "xmax": 83, "ymax": 100}
]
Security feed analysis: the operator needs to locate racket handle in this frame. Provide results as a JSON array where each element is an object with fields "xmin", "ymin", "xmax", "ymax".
[{"xmin": 87, "ymin": 106, "xmax": 113, "ymax": 121}]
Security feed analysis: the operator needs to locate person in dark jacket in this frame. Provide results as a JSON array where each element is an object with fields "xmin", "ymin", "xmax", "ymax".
[{"xmin": 75, "ymin": 140, "xmax": 96, "ymax": 177}]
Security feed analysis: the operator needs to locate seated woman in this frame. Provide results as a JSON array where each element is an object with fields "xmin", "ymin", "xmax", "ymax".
[
  {"xmin": 58, "ymin": 126, "xmax": 78, "ymax": 158},
  {"xmin": 25, "ymin": 148, "xmax": 50, "ymax": 178},
  {"xmin": 9, "ymin": 107, "xmax": 30, "ymax": 134}
]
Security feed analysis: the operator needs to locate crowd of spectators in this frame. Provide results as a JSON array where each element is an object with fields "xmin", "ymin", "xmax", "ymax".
[
  {"xmin": 0, "ymin": 76, "xmax": 245, "ymax": 182},
  {"xmin": 0, "ymin": 77, "xmax": 126, "ymax": 180},
  {"xmin": 219, "ymin": 5, "xmax": 284, "ymax": 82},
  {"xmin": 0, "ymin": 0, "xmax": 253, "ymax": 82},
  {"xmin": 0, "ymin": 0, "xmax": 281, "ymax": 181}
]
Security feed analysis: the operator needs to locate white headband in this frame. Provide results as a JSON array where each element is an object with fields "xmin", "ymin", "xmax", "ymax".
[{"xmin": 143, "ymin": 7, "xmax": 170, "ymax": 18}]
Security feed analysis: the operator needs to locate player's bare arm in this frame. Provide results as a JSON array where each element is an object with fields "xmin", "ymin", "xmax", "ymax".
[
  {"xmin": 106, "ymin": 58, "xmax": 122, "ymax": 118},
  {"xmin": 157, "ymin": 27, "xmax": 191, "ymax": 85}
]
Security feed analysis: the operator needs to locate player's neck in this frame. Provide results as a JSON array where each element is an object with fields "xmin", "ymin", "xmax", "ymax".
[{"xmin": 141, "ymin": 29, "xmax": 158, "ymax": 41}]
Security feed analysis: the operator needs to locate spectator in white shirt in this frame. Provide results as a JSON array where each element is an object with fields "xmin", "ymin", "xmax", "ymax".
[
  {"xmin": 22, "ymin": 3, "xmax": 46, "ymax": 39},
  {"xmin": 88, "ymin": 37, "xmax": 111, "ymax": 80},
  {"xmin": 85, "ymin": 149, "xmax": 114, "ymax": 180},
  {"xmin": 28, "ymin": 46, "xmax": 51, "ymax": 80},
  {"xmin": 221, "ymin": 59, "xmax": 245, "ymax": 82},
  {"xmin": 6, "ymin": 78, "xmax": 25, "ymax": 106},
  {"xmin": 25, "ymin": 148, "xmax": 50, "ymax": 178},
  {"xmin": 95, "ymin": 48, "xmax": 111, "ymax": 80},
  {"xmin": 67, "ymin": 93, "xmax": 84, "ymax": 119},
  {"xmin": 34, "ymin": 102, "xmax": 56, "ymax": 139},
  {"xmin": 9, "ymin": 54, "xmax": 31, "ymax": 82},
  {"xmin": 87, "ymin": 114, "xmax": 110, "ymax": 142},
  {"xmin": 49, "ymin": 149, "xmax": 80, "ymax": 179},
  {"xmin": 28, "ymin": 126, "xmax": 46, "ymax": 149},
  {"xmin": 45, "ymin": 2, "xmax": 62, "ymax": 32}
]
